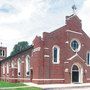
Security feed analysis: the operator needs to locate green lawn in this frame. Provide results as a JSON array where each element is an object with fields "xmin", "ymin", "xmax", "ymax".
[
  {"xmin": 11, "ymin": 87, "xmax": 42, "ymax": 90},
  {"xmin": 0, "ymin": 81, "xmax": 42, "ymax": 90},
  {"xmin": 0, "ymin": 81, "xmax": 25, "ymax": 87}
]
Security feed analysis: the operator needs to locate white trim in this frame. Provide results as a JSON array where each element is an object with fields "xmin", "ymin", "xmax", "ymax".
[
  {"xmin": 18, "ymin": 58, "xmax": 21, "ymax": 76},
  {"xmin": 64, "ymin": 62, "xmax": 69, "ymax": 64},
  {"xmin": 70, "ymin": 39, "xmax": 81, "ymax": 52},
  {"xmin": 32, "ymin": 79, "xmax": 64, "ymax": 81},
  {"xmin": 65, "ymin": 68, "xmax": 69, "ymax": 72},
  {"xmin": 0, "ymin": 77, "xmax": 64, "ymax": 81},
  {"xmin": 44, "ymin": 48, "xmax": 49, "ymax": 50},
  {"xmin": 6, "ymin": 62, "xmax": 9, "ymax": 74},
  {"xmin": 71, "ymin": 63, "xmax": 83, "ymax": 83},
  {"xmin": 66, "ymin": 30, "xmax": 83, "ymax": 35},
  {"xmin": 67, "ymin": 53, "xmax": 85, "ymax": 62},
  {"xmin": 26, "ymin": 55, "xmax": 30, "ymax": 76},
  {"xmin": 0, "ymin": 77, "xmax": 30, "ymax": 80},
  {"xmin": 33, "ymin": 47, "xmax": 41, "ymax": 52},
  {"xmin": 44, "ymin": 55, "xmax": 50, "ymax": 58},
  {"xmin": 67, "ymin": 53, "xmax": 78, "ymax": 60},
  {"xmin": 11, "ymin": 61, "xmax": 15, "ymax": 68},
  {"xmin": 3, "ymin": 64, "xmax": 5, "ymax": 74},
  {"xmin": 65, "ymin": 41, "xmax": 69, "ymax": 44}
]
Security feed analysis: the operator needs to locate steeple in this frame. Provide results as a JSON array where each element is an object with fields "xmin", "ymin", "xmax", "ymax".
[
  {"xmin": 66, "ymin": 14, "xmax": 82, "ymax": 31},
  {"xmin": 65, "ymin": 2, "xmax": 82, "ymax": 31}
]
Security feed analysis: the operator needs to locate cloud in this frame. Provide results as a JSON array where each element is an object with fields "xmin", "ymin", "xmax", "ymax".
[
  {"xmin": 0, "ymin": 0, "xmax": 34, "ymax": 23},
  {"xmin": 78, "ymin": 0, "xmax": 90, "ymax": 37},
  {"xmin": 0, "ymin": 0, "xmax": 85, "ymax": 56},
  {"xmin": 0, "ymin": 27, "xmax": 22, "ymax": 40},
  {"xmin": 0, "ymin": 4, "xmax": 17, "ymax": 13}
]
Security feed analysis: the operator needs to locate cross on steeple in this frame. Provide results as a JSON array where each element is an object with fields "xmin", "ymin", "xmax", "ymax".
[
  {"xmin": 72, "ymin": 4, "xmax": 77, "ymax": 15},
  {"xmin": 0, "ymin": 42, "xmax": 2, "ymax": 47}
]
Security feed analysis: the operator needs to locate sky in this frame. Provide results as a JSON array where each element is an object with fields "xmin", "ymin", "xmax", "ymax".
[{"xmin": 0, "ymin": 0, "xmax": 89, "ymax": 56}]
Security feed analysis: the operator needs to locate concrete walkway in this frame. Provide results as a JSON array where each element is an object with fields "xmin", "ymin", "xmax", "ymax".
[
  {"xmin": 0, "ymin": 86, "xmax": 31, "ymax": 90},
  {"xmin": 24, "ymin": 82, "xmax": 90, "ymax": 89}
]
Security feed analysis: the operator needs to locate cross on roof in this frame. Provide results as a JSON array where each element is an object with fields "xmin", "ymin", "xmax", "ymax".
[{"xmin": 72, "ymin": 4, "xmax": 77, "ymax": 15}]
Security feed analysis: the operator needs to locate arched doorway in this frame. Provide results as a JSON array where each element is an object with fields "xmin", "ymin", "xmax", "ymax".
[
  {"xmin": 72, "ymin": 65, "xmax": 79, "ymax": 83},
  {"xmin": 71, "ymin": 64, "xmax": 83, "ymax": 83}
]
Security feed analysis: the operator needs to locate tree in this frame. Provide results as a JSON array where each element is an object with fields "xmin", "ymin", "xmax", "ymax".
[{"xmin": 10, "ymin": 41, "xmax": 29, "ymax": 56}]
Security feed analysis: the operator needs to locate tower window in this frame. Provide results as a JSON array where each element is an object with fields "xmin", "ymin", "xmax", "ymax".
[
  {"xmin": 0, "ymin": 50, "xmax": 5, "ymax": 56},
  {"xmin": 52, "ymin": 45, "xmax": 60, "ymax": 64},
  {"xmin": 3, "ymin": 50, "xmax": 4, "ymax": 56}
]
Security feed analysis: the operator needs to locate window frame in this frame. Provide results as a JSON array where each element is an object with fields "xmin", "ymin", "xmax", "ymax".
[
  {"xmin": 52, "ymin": 45, "xmax": 60, "ymax": 64},
  {"xmin": 11, "ymin": 61, "xmax": 15, "ymax": 68},
  {"xmin": 7, "ymin": 62, "xmax": 9, "ymax": 74},
  {"xmin": 18, "ymin": 58, "xmax": 21, "ymax": 76},
  {"xmin": 26, "ymin": 55, "xmax": 30, "ymax": 76},
  {"xmin": 86, "ymin": 51, "xmax": 90, "ymax": 66},
  {"xmin": 0, "ymin": 50, "xmax": 5, "ymax": 57},
  {"xmin": 70, "ymin": 39, "xmax": 81, "ymax": 52},
  {"xmin": 3, "ymin": 64, "xmax": 5, "ymax": 74}
]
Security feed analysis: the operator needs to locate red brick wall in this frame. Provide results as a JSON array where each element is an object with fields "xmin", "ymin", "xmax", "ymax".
[{"xmin": 1, "ymin": 15, "xmax": 90, "ymax": 84}]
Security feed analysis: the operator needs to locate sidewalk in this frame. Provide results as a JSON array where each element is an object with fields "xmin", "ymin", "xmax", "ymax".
[
  {"xmin": 24, "ymin": 82, "xmax": 90, "ymax": 89},
  {"xmin": 0, "ymin": 86, "xmax": 30, "ymax": 90}
]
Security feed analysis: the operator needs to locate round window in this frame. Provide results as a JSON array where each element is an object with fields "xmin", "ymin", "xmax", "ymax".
[{"xmin": 70, "ymin": 39, "xmax": 81, "ymax": 52}]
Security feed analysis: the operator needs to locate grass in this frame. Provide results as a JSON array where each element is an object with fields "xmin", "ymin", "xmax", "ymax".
[
  {"xmin": 0, "ymin": 81, "xmax": 25, "ymax": 87},
  {"xmin": 0, "ymin": 81, "xmax": 42, "ymax": 90},
  {"xmin": 11, "ymin": 87, "xmax": 42, "ymax": 90}
]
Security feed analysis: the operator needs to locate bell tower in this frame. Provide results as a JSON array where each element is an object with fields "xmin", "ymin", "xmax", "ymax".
[
  {"xmin": 66, "ymin": 4, "xmax": 82, "ymax": 31},
  {"xmin": 0, "ymin": 43, "xmax": 7, "ymax": 61}
]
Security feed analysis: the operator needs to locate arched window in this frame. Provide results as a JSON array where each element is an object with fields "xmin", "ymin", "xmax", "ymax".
[
  {"xmin": 18, "ymin": 58, "xmax": 21, "ymax": 76},
  {"xmin": 0, "ymin": 50, "xmax": 5, "ymax": 56},
  {"xmin": 11, "ymin": 61, "xmax": 15, "ymax": 68},
  {"xmin": 3, "ymin": 64, "xmax": 5, "ymax": 74},
  {"xmin": 7, "ymin": 62, "xmax": 9, "ymax": 74},
  {"xmin": 86, "ymin": 51, "xmax": 90, "ymax": 65},
  {"xmin": 26, "ymin": 55, "xmax": 30, "ymax": 76},
  {"xmin": 52, "ymin": 45, "xmax": 60, "ymax": 64}
]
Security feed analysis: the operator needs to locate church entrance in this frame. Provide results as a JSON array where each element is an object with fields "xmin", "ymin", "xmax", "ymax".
[
  {"xmin": 71, "ymin": 64, "xmax": 83, "ymax": 83},
  {"xmin": 72, "ymin": 65, "xmax": 79, "ymax": 83}
]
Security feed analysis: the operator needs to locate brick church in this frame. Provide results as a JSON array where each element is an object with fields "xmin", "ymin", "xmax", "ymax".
[{"xmin": 0, "ymin": 13, "xmax": 90, "ymax": 84}]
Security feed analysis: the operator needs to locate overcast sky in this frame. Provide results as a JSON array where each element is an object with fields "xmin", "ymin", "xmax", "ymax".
[{"xmin": 0, "ymin": 0, "xmax": 89, "ymax": 56}]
